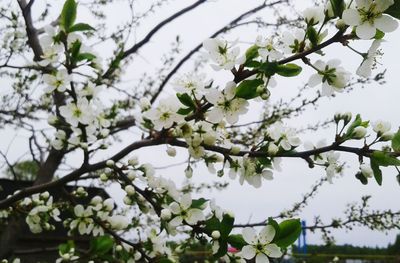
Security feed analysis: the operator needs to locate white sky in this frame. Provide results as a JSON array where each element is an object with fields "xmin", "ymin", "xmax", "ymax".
[{"xmin": 1, "ymin": 0, "xmax": 400, "ymax": 247}]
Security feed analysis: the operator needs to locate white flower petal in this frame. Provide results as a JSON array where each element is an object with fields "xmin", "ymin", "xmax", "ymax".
[
  {"xmin": 356, "ymin": 22, "xmax": 376, "ymax": 39},
  {"xmin": 259, "ymin": 225, "xmax": 276, "ymax": 244},
  {"xmin": 375, "ymin": 14, "xmax": 398, "ymax": 33},
  {"xmin": 242, "ymin": 227, "xmax": 257, "ymax": 244},
  {"xmin": 265, "ymin": 243, "xmax": 283, "ymax": 258},
  {"xmin": 241, "ymin": 245, "xmax": 256, "ymax": 259},
  {"xmin": 256, "ymin": 253, "xmax": 270, "ymax": 263},
  {"xmin": 342, "ymin": 9, "xmax": 361, "ymax": 26}
]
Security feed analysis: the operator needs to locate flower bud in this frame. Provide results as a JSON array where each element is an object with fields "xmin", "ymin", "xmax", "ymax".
[
  {"xmin": 381, "ymin": 131, "xmax": 394, "ymax": 141},
  {"xmin": 128, "ymin": 157, "xmax": 139, "ymax": 166},
  {"xmin": 161, "ymin": 208, "xmax": 172, "ymax": 220},
  {"xmin": 268, "ymin": 143, "xmax": 279, "ymax": 155},
  {"xmin": 116, "ymin": 245, "xmax": 123, "ymax": 252},
  {"xmin": 352, "ymin": 126, "xmax": 367, "ymax": 139},
  {"xmin": 335, "ymin": 19, "xmax": 346, "ymax": 30},
  {"xmin": 127, "ymin": 170, "xmax": 137, "ymax": 180},
  {"xmin": 203, "ymin": 134, "xmax": 216, "ymax": 145},
  {"xmin": 166, "ymin": 146, "xmax": 177, "ymax": 157},
  {"xmin": 360, "ymin": 164, "xmax": 373, "ymax": 178},
  {"xmin": 185, "ymin": 166, "xmax": 193, "ymax": 178},
  {"xmin": 100, "ymin": 173, "xmax": 108, "ymax": 181},
  {"xmin": 106, "ymin": 159, "xmax": 115, "ymax": 167},
  {"xmin": 47, "ymin": 115, "xmax": 58, "ymax": 125},
  {"xmin": 343, "ymin": 112, "xmax": 352, "ymax": 124},
  {"xmin": 211, "ymin": 230, "xmax": 221, "ymax": 239},
  {"xmin": 123, "ymin": 196, "xmax": 132, "ymax": 205},
  {"xmin": 124, "ymin": 185, "xmax": 136, "ymax": 196},
  {"xmin": 230, "ymin": 146, "xmax": 241, "ymax": 155}
]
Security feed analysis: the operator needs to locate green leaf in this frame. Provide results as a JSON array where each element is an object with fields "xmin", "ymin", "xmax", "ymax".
[
  {"xmin": 244, "ymin": 45, "xmax": 259, "ymax": 66},
  {"xmin": 220, "ymin": 213, "xmax": 234, "ymax": 237},
  {"xmin": 204, "ymin": 216, "xmax": 220, "ymax": 235},
  {"xmin": 213, "ymin": 240, "xmax": 228, "ymax": 258},
  {"xmin": 259, "ymin": 61, "xmax": 279, "ymax": 76},
  {"xmin": 371, "ymin": 151, "xmax": 400, "ymax": 167},
  {"xmin": 58, "ymin": 240, "xmax": 75, "ymax": 254},
  {"xmin": 69, "ymin": 23, "xmax": 95, "ymax": 32},
  {"xmin": 344, "ymin": 114, "xmax": 368, "ymax": 139},
  {"xmin": 355, "ymin": 172, "xmax": 369, "ymax": 185},
  {"xmin": 191, "ymin": 198, "xmax": 208, "ymax": 209},
  {"xmin": 276, "ymin": 63, "xmax": 302, "ymax": 77},
  {"xmin": 374, "ymin": 29, "xmax": 385, "ymax": 39},
  {"xmin": 370, "ymin": 159, "xmax": 382, "ymax": 186},
  {"xmin": 385, "ymin": 0, "xmax": 400, "ymax": 20},
  {"xmin": 60, "ymin": 0, "xmax": 77, "ymax": 32},
  {"xmin": 176, "ymin": 93, "xmax": 196, "ymax": 108},
  {"xmin": 307, "ymin": 26, "xmax": 319, "ymax": 47},
  {"xmin": 177, "ymin": 107, "xmax": 193, "ymax": 115},
  {"xmin": 274, "ymin": 219, "xmax": 302, "ymax": 248},
  {"xmin": 227, "ymin": 234, "xmax": 246, "ymax": 249},
  {"xmin": 89, "ymin": 235, "xmax": 114, "ymax": 255},
  {"xmin": 235, "ymin": 79, "xmax": 264, "ymax": 100},
  {"xmin": 329, "ymin": 0, "xmax": 345, "ymax": 18},
  {"xmin": 76, "ymin": 53, "xmax": 96, "ymax": 62},
  {"xmin": 391, "ymin": 129, "xmax": 400, "ymax": 152}
]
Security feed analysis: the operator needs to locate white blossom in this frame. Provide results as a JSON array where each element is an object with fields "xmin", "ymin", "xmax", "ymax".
[
  {"xmin": 205, "ymin": 82, "xmax": 248, "ymax": 124},
  {"xmin": 303, "ymin": 6, "xmax": 325, "ymax": 25},
  {"xmin": 308, "ymin": 59, "xmax": 351, "ymax": 96},
  {"xmin": 268, "ymin": 122, "xmax": 301, "ymax": 151},
  {"xmin": 43, "ymin": 69, "xmax": 71, "ymax": 93},
  {"xmin": 203, "ymin": 38, "xmax": 244, "ymax": 70},
  {"xmin": 59, "ymin": 98, "xmax": 95, "ymax": 127},
  {"xmin": 144, "ymin": 96, "xmax": 183, "ymax": 130},
  {"xmin": 342, "ymin": 0, "xmax": 398, "ymax": 39},
  {"xmin": 356, "ymin": 40, "xmax": 383, "ymax": 77},
  {"xmin": 169, "ymin": 194, "xmax": 205, "ymax": 226},
  {"xmin": 241, "ymin": 225, "xmax": 283, "ymax": 263}
]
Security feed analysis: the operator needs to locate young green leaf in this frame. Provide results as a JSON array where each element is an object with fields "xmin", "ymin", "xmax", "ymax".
[
  {"xmin": 60, "ymin": 0, "xmax": 77, "ymax": 32},
  {"xmin": 244, "ymin": 45, "xmax": 259, "ymax": 65},
  {"xmin": 69, "ymin": 23, "xmax": 95, "ymax": 33},
  {"xmin": 235, "ymin": 79, "xmax": 264, "ymax": 100},
  {"xmin": 176, "ymin": 93, "xmax": 196, "ymax": 108},
  {"xmin": 391, "ymin": 129, "xmax": 400, "ymax": 152},
  {"xmin": 276, "ymin": 63, "xmax": 302, "ymax": 77},
  {"xmin": 370, "ymin": 159, "xmax": 382, "ymax": 186},
  {"xmin": 273, "ymin": 219, "xmax": 302, "ymax": 248},
  {"xmin": 307, "ymin": 26, "xmax": 319, "ymax": 47},
  {"xmin": 371, "ymin": 151, "xmax": 400, "ymax": 167},
  {"xmin": 220, "ymin": 213, "xmax": 234, "ymax": 237},
  {"xmin": 329, "ymin": 0, "xmax": 345, "ymax": 18},
  {"xmin": 227, "ymin": 234, "xmax": 247, "ymax": 249},
  {"xmin": 89, "ymin": 235, "xmax": 114, "ymax": 255}
]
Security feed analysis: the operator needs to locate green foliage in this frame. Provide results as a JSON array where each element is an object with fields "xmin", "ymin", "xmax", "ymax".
[
  {"xmin": 235, "ymin": 79, "xmax": 264, "ymax": 99},
  {"xmin": 370, "ymin": 151, "xmax": 400, "ymax": 167},
  {"xmin": 244, "ymin": 45, "xmax": 259, "ymax": 65},
  {"xmin": 275, "ymin": 63, "xmax": 302, "ymax": 77},
  {"xmin": 391, "ymin": 129, "xmax": 400, "ymax": 152},
  {"xmin": 191, "ymin": 198, "xmax": 208, "ymax": 209},
  {"xmin": 344, "ymin": 114, "xmax": 369, "ymax": 140},
  {"xmin": 5, "ymin": 160, "xmax": 39, "ymax": 181},
  {"xmin": 89, "ymin": 235, "xmax": 114, "ymax": 255},
  {"xmin": 307, "ymin": 26, "xmax": 319, "ymax": 47},
  {"xmin": 58, "ymin": 240, "xmax": 75, "ymax": 254},
  {"xmin": 177, "ymin": 93, "xmax": 196, "ymax": 115},
  {"xmin": 329, "ymin": 0, "xmax": 345, "ymax": 18},
  {"xmin": 69, "ymin": 23, "xmax": 95, "ymax": 32},
  {"xmin": 385, "ymin": 0, "xmax": 400, "ymax": 20},
  {"xmin": 273, "ymin": 219, "xmax": 302, "ymax": 248},
  {"xmin": 60, "ymin": 0, "xmax": 77, "ymax": 32},
  {"xmin": 227, "ymin": 234, "xmax": 246, "ymax": 249}
]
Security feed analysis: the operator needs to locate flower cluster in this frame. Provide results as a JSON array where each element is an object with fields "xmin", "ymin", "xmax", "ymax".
[{"xmin": 20, "ymin": 192, "xmax": 61, "ymax": 233}]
